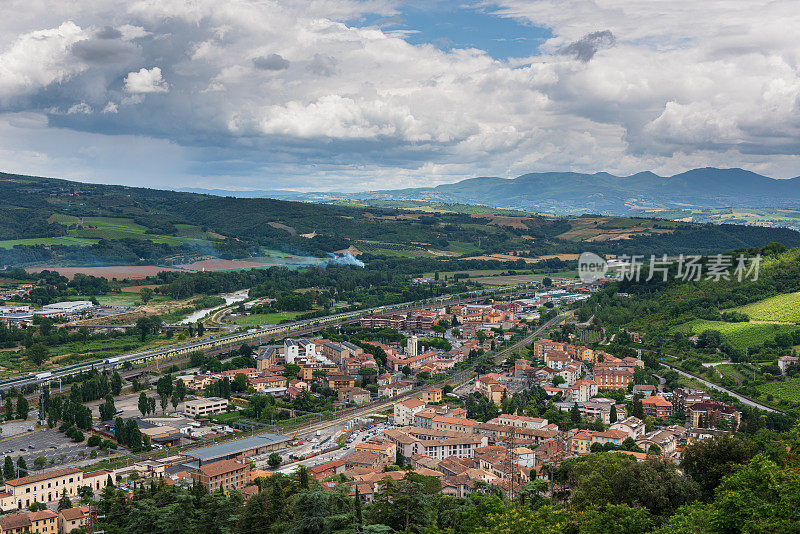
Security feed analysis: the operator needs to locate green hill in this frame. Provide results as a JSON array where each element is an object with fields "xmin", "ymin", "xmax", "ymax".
[{"xmin": 3, "ymin": 171, "xmax": 800, "ymax": 268}]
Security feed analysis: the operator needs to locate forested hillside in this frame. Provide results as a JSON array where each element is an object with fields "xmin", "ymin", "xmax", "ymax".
[{"xmin": 3, "ymin": 171, "xmax": 800, "ymax": 269}]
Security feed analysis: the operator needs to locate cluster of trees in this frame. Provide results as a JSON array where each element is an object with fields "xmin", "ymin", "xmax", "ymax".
[
  {"xmin": 46, "ymin": 385, "xmax": 93, "ymax": 430},
  {"xmin": 114, "ymin": 417, "xmax": 151, "ymax": 453},
  {"xmin": 4, "ymin": 393, "xmax": 29, "ymax": 421}
]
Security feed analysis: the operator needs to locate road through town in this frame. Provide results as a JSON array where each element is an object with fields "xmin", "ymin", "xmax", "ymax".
[{"xmin": 661, "ymin": 362, "xmax": 779, "ymax": 413}]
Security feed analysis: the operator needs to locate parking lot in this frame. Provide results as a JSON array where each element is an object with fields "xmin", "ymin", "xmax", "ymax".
[{"xmin": 0, "ymin": 427, "xmax": 98, "ymax": 472}]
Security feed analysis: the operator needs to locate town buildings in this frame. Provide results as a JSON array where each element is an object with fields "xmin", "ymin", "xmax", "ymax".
[
  {"xmin": 184, "ymin": 397, "xmax": 229, "ymax": 418},
  {"xmin": 672, "ymin": 388, "xmax": 711, "ymax": 414},
  {"xmin": 0, "ymin": 468, "xmax": 84, "ymax": 511},
  {"xmin": 191, "ymin": 459, "xmax": 250, "ymax": 494},
  {"xmin": 687, "ymin": 400, "xmax": 741, "ymax": 430},
  {"xmin": 640, "ymin": 396, "xmax": 674, "ymax": 419}
]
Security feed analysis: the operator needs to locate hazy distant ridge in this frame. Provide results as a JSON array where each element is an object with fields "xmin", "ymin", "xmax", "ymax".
[{"xmin": 186, "ymin": 168, "xmax": 800, "ymax": 215}]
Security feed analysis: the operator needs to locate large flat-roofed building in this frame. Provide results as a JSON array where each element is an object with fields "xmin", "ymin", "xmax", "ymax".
[
  {"xmin": 183, "ymin": 433, "xmax": 290, "ymax": 466},
  {"xmin": 0, "ymin": 467, "xmax": 83, "ymax": 511},
  {"xmin": 184, "ymin": 397, "xmax": 229, "ymax": 418},
  {"xmin": 191, "ymin": 459, "xmax": 250, "ymax": 494}
]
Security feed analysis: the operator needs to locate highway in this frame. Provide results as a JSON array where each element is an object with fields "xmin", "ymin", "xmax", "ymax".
[
  {"xmin": 660, "ymin": 362, "xmax": 779, "ymax": 413},
  {"xmin": 0, "ymin": 284, "xmax": 540, "ymax": 392}
]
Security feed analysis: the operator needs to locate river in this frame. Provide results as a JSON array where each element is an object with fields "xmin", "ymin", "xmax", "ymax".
[{"xmin": 177, "ymin": 289, "xmax": 249, "ymax": 324}]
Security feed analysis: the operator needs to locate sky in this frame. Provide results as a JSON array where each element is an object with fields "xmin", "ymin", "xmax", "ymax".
[{"xmin": 1, "ymin": 0, "xmax": 800, "ymax": 192}]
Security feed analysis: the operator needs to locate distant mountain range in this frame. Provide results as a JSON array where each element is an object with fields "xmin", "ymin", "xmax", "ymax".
[{"xmin": 183, "ymin": 168, "xmax": 800, "ymax": 215}]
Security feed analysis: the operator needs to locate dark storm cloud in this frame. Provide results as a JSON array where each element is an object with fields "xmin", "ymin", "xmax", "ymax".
[
  {"xmin": 559, "ymin": 30, "xmax": 615, "ymax": 61},
  {"xmin": 95, "ymin": 26, "xmax": 122, "ymax": 39},
  {"xmin": 252, "ymin": 53, "xmax": 290, "ymax": 71},
  {"xmin": 71, "ymin": 38, "xmax": 135, "ymax": 64}
]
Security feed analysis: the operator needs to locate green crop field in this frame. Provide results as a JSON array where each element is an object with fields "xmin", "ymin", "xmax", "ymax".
[
  {"xmin": 674, "ymin": 319, "xmax": 798, "ymax": 349},
  {"xmin": 0, "ymin": 237, "xmax": 100, "ymax": 249},
  {"xmin": 730, "ymin": 291, "xmax": 800, "ymax": 323},
  {"xmin": 756, "ymin": 377, "xmax": 800, "ymax": 403},
  {"xmin": 44, "ymin": 214, "xmax": 215, "ymax": 247},
  {"xmin": 578, "ymin": 330, "xmax": 602, "ymax": 344}
]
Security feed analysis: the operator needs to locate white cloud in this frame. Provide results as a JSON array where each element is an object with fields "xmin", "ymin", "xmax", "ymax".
[
  {"xmin": 0, "ymin": 21, "xmax": 88, "ymax": 99},
  {"xmin": 0, "ymin": 0, "xmax": 799, "ymax": 190},
  {"xmin": 67, "ymin": 102, "xmax": 93, "ymax": 114},
  {"xmin": 124, "ymin": 66, "xmax": 168, "ymax": 93}
]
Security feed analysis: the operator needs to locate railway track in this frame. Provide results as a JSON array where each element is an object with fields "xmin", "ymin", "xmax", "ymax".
[{"xmin": 0, "ymin": 284, "xmax": 539, "ymax": 392}]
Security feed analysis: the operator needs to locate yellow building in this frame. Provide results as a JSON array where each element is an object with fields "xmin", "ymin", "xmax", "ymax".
[
  {"xmin": 58, "ymin": 507, "xmax": 89, "ymax": 534},
  {"xmin": 569, "ymin": 431, "xmax": 592, "ymax": 454},
  {"xmin": 421, "ymin": 387, "xmax": 443, "ymax": 404},
  {"xmin": 0, "ymin": 468, "xmax": 83, "ymax": 511},
  {"xmin": 355, "ymin": 439, "xmax": 397, "ymax": 460},
  {"xmin": 29, "ymin": 509, "xmax": 58, "ymax": 534}
]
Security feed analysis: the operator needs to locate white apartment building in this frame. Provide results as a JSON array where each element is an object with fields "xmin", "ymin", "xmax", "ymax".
[{"xmin": 184, "ymin": 397, "xmax": 229, "ymax": 418}]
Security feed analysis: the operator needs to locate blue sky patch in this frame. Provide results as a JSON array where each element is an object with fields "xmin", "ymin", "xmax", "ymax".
[{"xmin": 363, "ymin": 1, "xmax": 551, "ymax": 60}]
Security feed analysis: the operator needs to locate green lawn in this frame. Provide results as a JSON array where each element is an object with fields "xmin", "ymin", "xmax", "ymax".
[
  {"xmin": 0, "ymin": 332, "xmax": 185, "ymax": 377},
  {"xmin": 730, "ymin": 291, "xmax": 800, "ymax": 323},
  {"xmin": 756, "ymin": 377, "xmax": 800, "ymax": 403},
  {"xmin": 93, "ymin": 293, "xmax": 171, "ymax": 307},
  {"xmin": 234, "ymin": 311, "xmax": 305, "ymax": 325},
  {"xmin": 370, "ymin": 248, "xmax": 436, "ymax": 258},
  {"xmin": 674, "ymin": 319, "xmax": 798, "ymax": 349}
]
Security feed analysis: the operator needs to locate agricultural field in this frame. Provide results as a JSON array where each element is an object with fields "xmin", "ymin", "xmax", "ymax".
[
  {"xmin": 0, "ymin": 237, "xmax": 99, "ymax": 249},
  {"xmin": 577, "ymin": 329, "xmax": 603, "ymax": 344},
  {"xmin": 47, "ymin": 214, "xmax": 217, "ymax": 247},
  {"xmin": 756, "ymin": 377, "xmax": 800, "ymax": 403},
  {"xmin": 716, "ymin": 363, "xmax": 749, "ymax": 384},
  {"xmin": 674, "ymin": 319, "xmax": 798, "ymax": 349},
  {"xmin": 555, "ymin": 216, "xmax": 679, "ymax": 242},
  {"xmin": 730, "ymin": 291, "xmax": 800, "ymax": 323}
]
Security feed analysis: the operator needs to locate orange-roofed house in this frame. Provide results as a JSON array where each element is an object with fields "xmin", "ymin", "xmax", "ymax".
[
  {"xmin": 431, "ymin": 416, "xmax": 478, "ymax": 433},
  {"xmin": 640, "ymin": 396, "xmax": 673, "ymax": 419},
  {"xmin": 570, "ymin": 431, "xmax": 593, "ymax": 454},
  {"xmin": 309, "ymin": 460, "xmax": 346, "ymax": 480},
  {"xmin": 28, "ymin": 509, "xmax": 57, "ymax": 534},
  {"xmin": 476, "ymin": 374, "xmax": 507, "ymax": 405},
  {"xmin": 191, "ymin": 459, "xmax": 250, "ymax": 494},
  {"xmin": 0, "ymin": 512, "xmax": 32, "ymax": 533},
  {"xmin": 58, "ymin": 507, "xmax": 90, "ymax": 534},
  {"xmin": 421, "ymin": 387, "xmax": 442, "ymax": 404},
  {"xmin": 355, "ymin": 440, "xmax": 397, "ymax": 460}
]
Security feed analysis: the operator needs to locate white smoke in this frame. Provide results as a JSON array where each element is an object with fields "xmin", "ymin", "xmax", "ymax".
[{"xmin": 326, "ymin": 252, "xmax": 365, "ymax": 267}]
